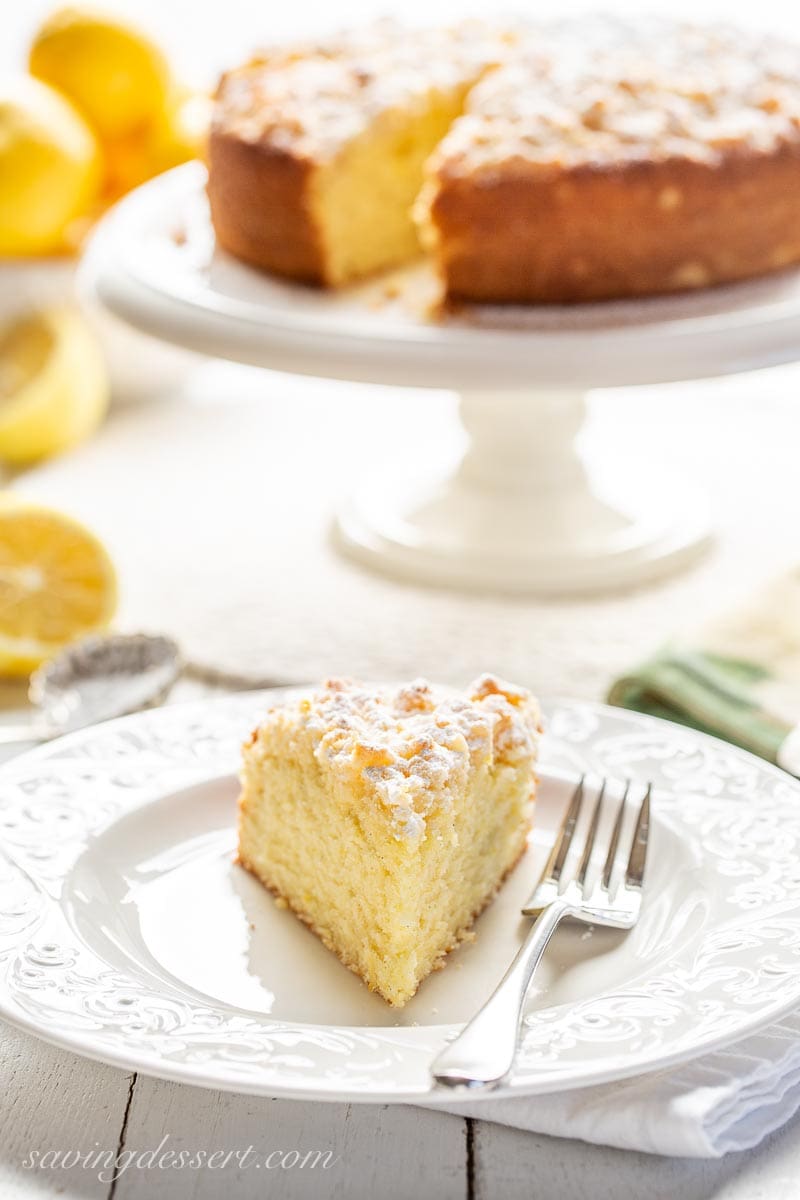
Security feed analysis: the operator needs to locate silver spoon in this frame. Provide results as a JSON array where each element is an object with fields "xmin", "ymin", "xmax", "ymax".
[{"xmin": 0, "ymin": 632, "xmax": 183, "ymax": 745}]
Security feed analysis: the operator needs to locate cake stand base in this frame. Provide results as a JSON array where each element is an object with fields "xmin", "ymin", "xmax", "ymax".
[{"xmin": 335, "ymin": 390, "xmax": 712, "ymax": 596}]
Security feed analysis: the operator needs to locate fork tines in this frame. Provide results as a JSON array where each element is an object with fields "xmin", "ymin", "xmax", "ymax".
[{"xmin": 524, "ymin": 775, "xmax": 651, "ymax": 914}]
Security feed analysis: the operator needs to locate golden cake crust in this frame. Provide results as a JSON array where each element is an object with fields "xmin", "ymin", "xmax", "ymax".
[
  {"xmin": 426, "ymin": 144, "xmax": 800, "ymax": 304},
  {"xmin": 207, "ymin": 128, "xmax": 325, "ymax": 283}
]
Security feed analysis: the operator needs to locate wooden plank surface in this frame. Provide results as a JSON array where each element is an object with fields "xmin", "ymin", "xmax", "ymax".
[
  {"xmin": 6, "ymin": 1001, "xmax": 800, "ymax": 1200},
  {"xmin": 111, "ymin": 1077, "xmax": 467, "ymax": 1200},
  {"xmin": 0, "ymin": 1023, "xmax": 132, "ymax": 1199}
]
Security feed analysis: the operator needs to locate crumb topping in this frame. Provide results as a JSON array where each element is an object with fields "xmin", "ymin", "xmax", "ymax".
[
  {"xmin": 299, "ymin": 676, "xmax": 540, "ymax": 838},
  {"xmin": 214, "ymin": 19, "xmax": 800, "ymax": 170},
  {"xmin": 435, "ymin": 20, "xmax": 800, "ymax": 176},
  {"xmin": 250, "ymin": 676, "xmax": 541, "ymax": 840},
  {"xmin": 215, "ymin": 17, "xmax": 800, "ymax": 171},
  {"xmin": 213, "ymin": 20, "xmax": 506, "ymax": 159}
]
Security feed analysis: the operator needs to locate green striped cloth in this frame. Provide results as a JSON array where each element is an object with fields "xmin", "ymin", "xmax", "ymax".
[{"xmin": 607, "ymin": 570, "xmax": 800, "ymax": 769}]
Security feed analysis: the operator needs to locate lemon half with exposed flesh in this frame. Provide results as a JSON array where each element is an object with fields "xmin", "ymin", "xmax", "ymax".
[
  {"xmin": 0, "ymin": 494, "xmax": 117, "ymax": 676},
  {"xmin": 0, "ymin": 308, "xmax": 109, "ymax": 465}
]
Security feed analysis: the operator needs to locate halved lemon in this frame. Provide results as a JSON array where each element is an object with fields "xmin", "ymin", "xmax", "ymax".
[
  {"xmin": 0, "ymin": 307, "xmax": 109, "ymax": 464},
  {"xmin": 0, "ymin": 494, "xmax": 117, "ymax": 676}
]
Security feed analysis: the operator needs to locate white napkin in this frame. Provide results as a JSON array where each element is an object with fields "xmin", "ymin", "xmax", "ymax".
[{"xmin": 425, "ymin": 1011, "xmax": 800, "ymax": 1157}]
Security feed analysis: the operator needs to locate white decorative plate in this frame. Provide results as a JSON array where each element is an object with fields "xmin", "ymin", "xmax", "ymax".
[{"xmin": 2, "ymin": 692, "xmax": 800, "ymax": 1103}]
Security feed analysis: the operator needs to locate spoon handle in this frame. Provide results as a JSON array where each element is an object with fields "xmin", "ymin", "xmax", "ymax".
[{"xmin": 0, "ymin": 724, "xmax": 50, "ymax": 746}]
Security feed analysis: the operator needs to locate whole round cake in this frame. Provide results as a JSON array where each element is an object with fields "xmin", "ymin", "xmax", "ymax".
[{"xmin": 208, "ymin": 19, "xmax": 800, "ymax": 304}]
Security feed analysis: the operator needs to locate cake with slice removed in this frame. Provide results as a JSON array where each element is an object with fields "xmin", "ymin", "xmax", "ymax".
[
  {"xmin": 237, "ymin": 675, "xmax": 541, "ymax": 1006},
  {"xmin": 210, "ymin": 18, "xmax": 800, "ymax": 303}
]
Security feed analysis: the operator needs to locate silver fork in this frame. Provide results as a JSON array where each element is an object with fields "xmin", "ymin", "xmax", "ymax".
[{"xmin": 431, "ymin": 775, "xmax": 651, "ymax": 1091}]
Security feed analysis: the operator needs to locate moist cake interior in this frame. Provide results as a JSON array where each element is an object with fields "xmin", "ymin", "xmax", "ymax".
[{"xmin": 310, "ymin": 81, "xmax": 474, "ymax": 285}]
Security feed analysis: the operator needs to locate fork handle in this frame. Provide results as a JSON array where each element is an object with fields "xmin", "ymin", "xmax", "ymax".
[{"xmin": 431, "ymin": 901, "xmax": 568, "ymax": 1091}]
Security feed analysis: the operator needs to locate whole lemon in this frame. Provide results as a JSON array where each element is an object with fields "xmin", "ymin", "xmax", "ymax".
[
  {"xmin": 29, "ymin": 7, "xmax": 172, "ymax": 140},
  {"xmin": 0, "ymin": 76, "xmax": 100, "ymax": 256}
]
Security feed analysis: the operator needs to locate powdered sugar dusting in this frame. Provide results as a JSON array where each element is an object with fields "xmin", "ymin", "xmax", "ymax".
[
  {"xmin": 292, "ymin": 675, "xmax": 541, "ymax": 838},
  {"xmin": 214, "ymin": 20, "xmax": 506, "ymax": 160},
  {"xmin": 216, "ymin": 18, "xmax": 800, "ymax": 170},
  {"xmin": 431, "ymin": 19, "xmax": 800, "ymax": 176}
]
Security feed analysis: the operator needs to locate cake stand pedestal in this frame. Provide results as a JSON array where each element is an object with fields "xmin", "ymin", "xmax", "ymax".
[
  {"xmin": 336, "ymin": 388, "xmax": 709, "ymax": 593},
  {"xmin": 82, "ymin": 163, "xmax": 800, "ymax": 596}
]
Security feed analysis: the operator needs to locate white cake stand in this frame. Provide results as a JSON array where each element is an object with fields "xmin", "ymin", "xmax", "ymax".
[{"xmin": 81, "ymin": 162, "xmax": 800, "ymax": 594}]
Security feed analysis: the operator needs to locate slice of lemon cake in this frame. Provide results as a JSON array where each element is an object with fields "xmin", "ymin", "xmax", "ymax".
[{"xmin": 238, "ymin": 675, "xmax": 541, "ymax": 1006}]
